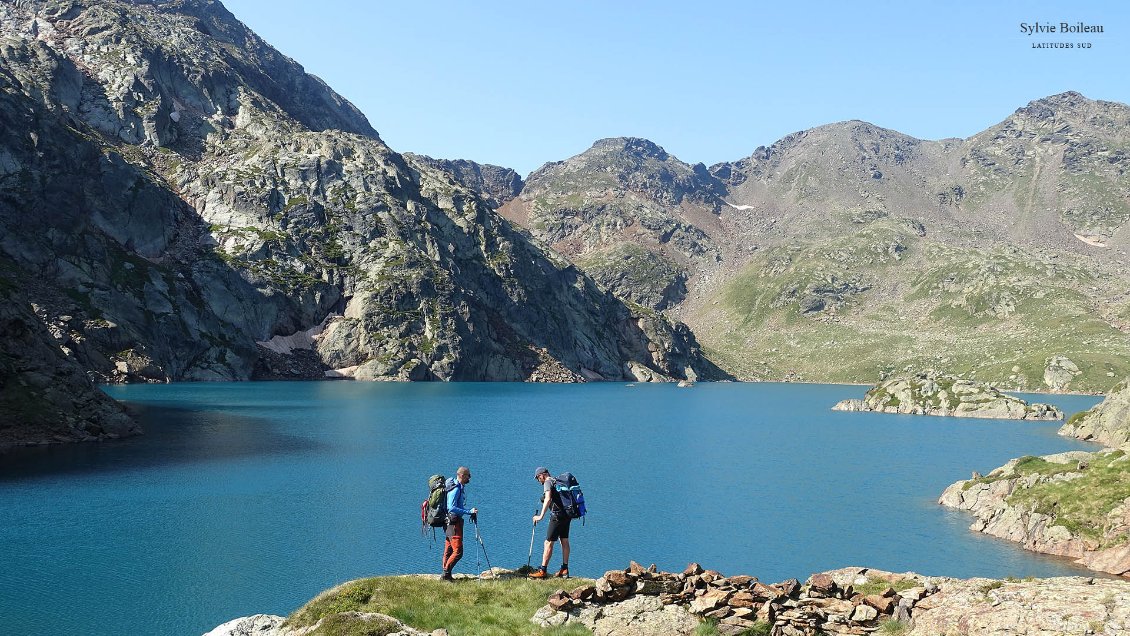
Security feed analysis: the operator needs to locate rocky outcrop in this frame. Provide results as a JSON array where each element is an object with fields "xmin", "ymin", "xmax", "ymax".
[
  {"xmin": 939, "ymin": 449, "xmax": 1130, "ymax": 578},
  {"xmin": 900, "ymin": 572, "xmax": 1130, "ymax": 636},
  {"xmin": 202, "ymin": 612, "xmax": 435, "ymax": 636},
  {"xmin": 403, "ymin": 155, "xmax": 523, "ymax": 210},
  {"xmin": 832, "ymin": 374, "xmax": 1062, "ymax": 420},
  {"xmin": 1044, "ymin": 355, "xmax": 1083, "ymax": 392},
  {"xmin": 1060, "ymin": 377, "xmax": 1130, "ymax": 447},
  {"xmin": 0, "ymin": 277, "xmax": 139, "ymax": 448}
]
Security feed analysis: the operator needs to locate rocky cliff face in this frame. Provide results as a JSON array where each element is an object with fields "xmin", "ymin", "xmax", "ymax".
[
  {"xmin": 0, "ymin": 0, "xmax": 722, "ymax": 445},
  {"xmin": 832, "ymin": 374, "xmax": 1063, "ymax": 420},
  {"xmin": 497, "ymin": 95, "xmax": 1130, "ymax": 390},
  {"xmin": 1061, "ymin": 377, "xmax": 1130, "ymax": 447},
  {"xmin": 0, "ymin": 275, "xmax": 138, "ymax": 448}
]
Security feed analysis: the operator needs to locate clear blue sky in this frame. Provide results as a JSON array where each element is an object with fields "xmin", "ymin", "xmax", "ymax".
[{"xmin": 222, "ymin": 1, "xmax": 1129, "ymax": 177}]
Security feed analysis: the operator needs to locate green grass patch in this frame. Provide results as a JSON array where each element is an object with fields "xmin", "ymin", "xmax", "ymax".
[
  {"xmin": 964, "ymin": 455, "xmax": 1079, "ymax": 491},
  {"xmin": 977, "ymin": 580, "xmax": 1004, "ymax": 596},
  {"xmin": 284, "ymin": 576, "xmax": 594, "ymax": 636},
  {"xmin": 1005, "ymin": 450, "xmax": 1130, "ymax": 545},
  {"xmin": 851, "ymin": 577, "xmax": 917, "ymax": 596},
  {"xmin": 876, "ymin": 618, "xmax": 910, "ymax": 635},
  {"xmin": 695, "ymin": 618, "xmax": 771, "ymax": 636}
]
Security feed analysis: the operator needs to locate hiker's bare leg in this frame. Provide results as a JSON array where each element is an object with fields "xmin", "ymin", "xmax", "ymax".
[
  {"xmin": 560, "ymin": 538, "xmax": 570, "ymax": 565},
  {"xmin": 541, "ymin": 540, "xmax": 554, "ymax": 568}
]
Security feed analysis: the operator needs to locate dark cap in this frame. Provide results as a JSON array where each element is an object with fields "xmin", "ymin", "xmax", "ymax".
[{"xmin": 534, "ymin": 466, "xmax": 549, "ymax": 478}]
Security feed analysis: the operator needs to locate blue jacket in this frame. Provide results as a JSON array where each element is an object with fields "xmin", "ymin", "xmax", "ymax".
[{"xmin": 447, "ymin": 480, "xmax": 471, "ymax": 519}]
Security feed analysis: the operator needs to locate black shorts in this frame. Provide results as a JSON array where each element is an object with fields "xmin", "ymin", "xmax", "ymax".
[{"xmin": 546, "ymin": 513, "xmax": 571, "ymax": 541}]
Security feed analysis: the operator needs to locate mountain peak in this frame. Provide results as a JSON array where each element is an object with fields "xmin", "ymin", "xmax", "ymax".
[
  {"xmin": 1016, "ymin": 91, "xmax": 1094, "ymax": 121},
  {"xmin": 589, "ymin": 137, "xmax": 669, "ymax": 161}
]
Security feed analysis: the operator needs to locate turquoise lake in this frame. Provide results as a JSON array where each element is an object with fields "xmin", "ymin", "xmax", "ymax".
[{"xmin": 0, "ymin": 381, "xmax": 1104, "ymax": 635}]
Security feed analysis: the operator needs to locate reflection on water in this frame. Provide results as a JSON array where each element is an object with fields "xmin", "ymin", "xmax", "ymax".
[{"xmin": 0, "ymin": 403, "xmax": 324, "ymax": 481}]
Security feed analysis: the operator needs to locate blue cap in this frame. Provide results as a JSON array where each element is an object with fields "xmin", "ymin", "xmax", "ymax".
[{"xmin": 534, "ymin": 466, "xmax": 549, "ymax": 478}]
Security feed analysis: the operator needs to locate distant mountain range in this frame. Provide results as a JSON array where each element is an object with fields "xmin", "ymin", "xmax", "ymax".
[
  {"xmin": 2, "ymin": 0, "xmax": 1127, "ymax": 447},
  {"xmin": 488, "ymin": 92, "xmax": 1130, "ymax": 392}
]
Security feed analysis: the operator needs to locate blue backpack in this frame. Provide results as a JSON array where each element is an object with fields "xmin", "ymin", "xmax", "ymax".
[{"xmin": 554, "ymin": 472, "xmax": 587, "ymax": 521}]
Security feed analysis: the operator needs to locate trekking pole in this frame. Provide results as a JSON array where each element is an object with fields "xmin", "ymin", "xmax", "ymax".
[
  {"xmin": 473, "ymin": 517, "xmax": 494, "ymax": 576},
  {"xmin": 527, "ymin": 509, "xmax": 537, "ymax": 569}
]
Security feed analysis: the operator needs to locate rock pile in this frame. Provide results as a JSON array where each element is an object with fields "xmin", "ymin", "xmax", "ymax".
[{"xmin": 532, "ymin": 562, "xmax": 935, "ymax": 635}]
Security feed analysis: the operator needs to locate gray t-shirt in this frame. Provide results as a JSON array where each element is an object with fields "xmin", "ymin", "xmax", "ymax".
[{"xmin": 543, "ymin": 476, "xmax": 562, "ymax": 513}]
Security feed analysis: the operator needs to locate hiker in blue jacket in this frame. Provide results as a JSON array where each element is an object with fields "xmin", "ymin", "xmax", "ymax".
[
  {"xmin": 441, "ymin": 466, "xmax": 477, "ymax": 581},
  {"xmin": 529, "ymin": 466, "xmax": 569, "ymax": 579}
]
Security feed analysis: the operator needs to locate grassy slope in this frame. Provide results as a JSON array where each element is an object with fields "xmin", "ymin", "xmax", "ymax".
[
  {"xmin": 283, "ymin": 576, "xmax": 594, "ymax": 636},
  {"xmin": 690, "ymin": 221, "xmax": 1130, "ymax": 391},
  {"xmin": 964, "ymin": 451, "xmax": 1130, "ymax": 547}
]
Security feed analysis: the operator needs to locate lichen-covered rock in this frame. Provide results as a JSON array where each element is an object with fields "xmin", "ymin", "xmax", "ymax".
[
  {"xmin": 202, "ymin": 611, "xmax": 430, "ymax": 636},
  {"xmin": 1060, "ymin": 377, "xmax": 1130, "ymax": 447},
  {"xmin": 532, "ymin": 594, "xmax": 701, "ymax": 636},
  {"xmin": 1044, "ymin": 355, "xmax": 1082, "ymax": 391},
  {"xmin": 906, "ymin": 576, "xmax": 1130, "ymax": 636},
  {"xmin": 832, "ymin": 373, "xmax": 1062, "ymax": 420}
]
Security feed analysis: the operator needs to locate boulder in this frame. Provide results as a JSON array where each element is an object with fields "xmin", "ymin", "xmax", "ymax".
[
  {"xmin": 861, "ymin": 594, "xmax": 895, "ymax": 614},
  {"xmin": 849, "ymin": 604, "xmax": 878, "ymax": 622},
  {"xmin": 690, "ymin": 589, "xmax": 731, "ymax": 613},
  {"xmin": 202, "ymin": 614, "xmax": 285, "ymax": 636},
  {"xmin": 808, "ymin": 573, "xmax": 838, "ymax": 597},
  {"xmin": 1044, "ymin": 355, "xmax": 1081, "ymax": 391},
  {"xmin": 548, "ymin": 591, "xmax": 574, "ymax": 611}
]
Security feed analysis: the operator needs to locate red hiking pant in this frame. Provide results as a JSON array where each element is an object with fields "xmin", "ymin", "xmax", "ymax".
[{"xmin": 442, "ymin": 517, "xmax": 464, "ymax": 572}]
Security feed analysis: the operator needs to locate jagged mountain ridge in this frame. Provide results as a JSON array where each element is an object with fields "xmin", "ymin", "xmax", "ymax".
[
  {"xmin": 486, "ymin": 93, "xmax": 1130, "ymax": 391},
  {"xmin": 0, "ymin": 0, "xmax": 723, "ymax": 446}
]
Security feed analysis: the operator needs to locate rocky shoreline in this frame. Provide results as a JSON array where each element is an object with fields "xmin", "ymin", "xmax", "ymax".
[
  {"xmin": 936, "ymin": 377, "xmax": 1130, "ymax": 580},
  {"xmin": 205, "ymin": 564, "xmax": 1130, "ymax": 636},
  {"xmin": 939, "ymin": 448, "xmax": 1130, "ymax": 579}
]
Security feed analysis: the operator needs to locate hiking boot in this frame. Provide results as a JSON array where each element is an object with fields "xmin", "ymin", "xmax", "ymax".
[
  {"xmin": 528, "ymin": 568, "xmax": 547, "ymax": 579},
  {"xmin": 440, "ymin": 571, "xmax": 454, "ymax": 581},
  {"xmin": 554, "ymin": 567, "xmax": 569, "ymax": 578}
]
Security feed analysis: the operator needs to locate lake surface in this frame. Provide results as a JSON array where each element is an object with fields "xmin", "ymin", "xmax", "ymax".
[{"xmin": 0, "ymin": 382, "xmax": 1103, "ymax": 635}]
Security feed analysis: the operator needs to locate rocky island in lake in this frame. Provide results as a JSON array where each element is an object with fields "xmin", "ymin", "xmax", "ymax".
[{"xmin": 832, "ymin": 373, "xmax": 1063, "ymax": 420}]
